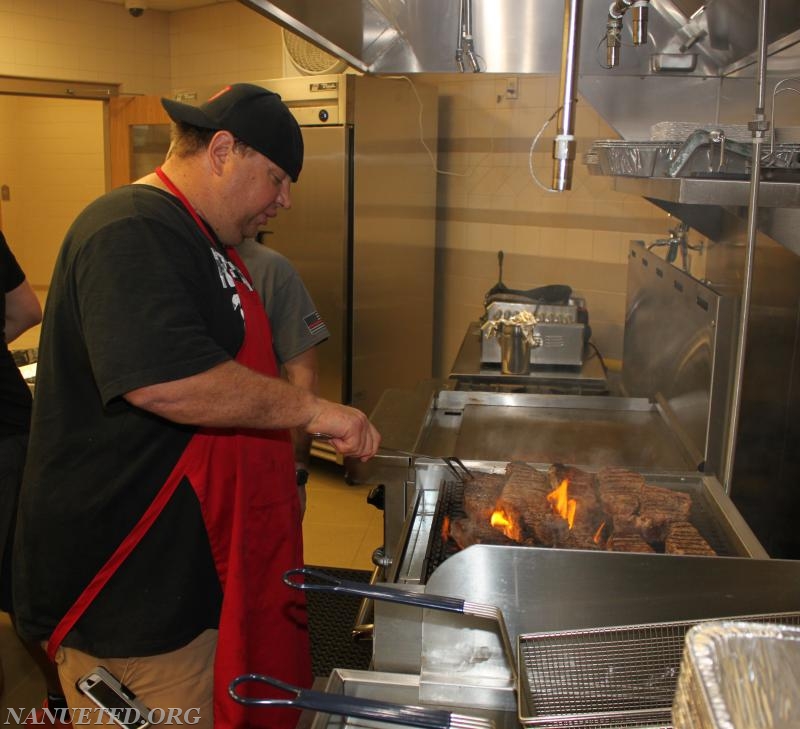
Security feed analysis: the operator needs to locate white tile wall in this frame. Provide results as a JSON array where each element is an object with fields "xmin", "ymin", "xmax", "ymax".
[
  {"xmin": 169, "ymin": 1, "xmax": 282, "ymax": 94},
  {"xmin": 0, "ymin": 0, "xmax": 170, "ymax": 94},
  {"xmin": 0, "ymin": 94, "xmax": 105, "ymax": 350}
]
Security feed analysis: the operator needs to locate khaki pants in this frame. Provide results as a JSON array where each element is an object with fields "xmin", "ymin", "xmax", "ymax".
[{"xmin": 52, "ymin": 629, "xmax": 216, "ymax": 728}]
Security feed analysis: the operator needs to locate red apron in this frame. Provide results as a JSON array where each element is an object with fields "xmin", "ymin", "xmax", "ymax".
[{"xmin": 47, "ymin": 170, "xmax": 312, "ymax": 729}]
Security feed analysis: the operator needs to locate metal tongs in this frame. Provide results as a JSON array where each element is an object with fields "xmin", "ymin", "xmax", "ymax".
[
  {"xmin": 311, "ymin": 432, "xmax": 474, "ymax": 482},
  {"xmin": 229, "ymin": 672, "xmax": 495, "ymax": 728},
  {"xmin": 377, "ymin": 447, "xmax": 474, "ymax": 483}
]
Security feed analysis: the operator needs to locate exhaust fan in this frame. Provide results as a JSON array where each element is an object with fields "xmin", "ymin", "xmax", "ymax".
[{"xmin": 282, "ymin": 29, "xmax": 347, "ymax": 75}]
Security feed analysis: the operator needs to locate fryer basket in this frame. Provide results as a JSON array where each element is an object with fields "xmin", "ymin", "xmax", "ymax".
[{"xmin": 516, "ymin": 612, "xmax": 800, "ymax": 729}]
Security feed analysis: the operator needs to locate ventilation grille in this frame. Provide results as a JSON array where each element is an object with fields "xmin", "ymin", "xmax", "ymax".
[{"xmin": 282, "ymin": 29, "xmax": 347, "ymax": 75}]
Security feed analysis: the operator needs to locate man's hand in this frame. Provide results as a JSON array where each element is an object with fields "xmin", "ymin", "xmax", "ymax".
[{"xmin": 306, "ymin": 401, "xmax": 380, "ymax": 461}]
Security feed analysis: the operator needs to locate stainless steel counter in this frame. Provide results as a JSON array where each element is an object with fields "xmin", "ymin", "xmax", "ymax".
[{"xmin": 449, "ymin": 323, "xmax": 608, "ymax": 394}]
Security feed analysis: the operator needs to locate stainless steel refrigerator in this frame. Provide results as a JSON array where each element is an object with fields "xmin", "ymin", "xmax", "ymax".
[{"xmin": 250, "ymin": 74, "xmax": 439, "ymax": 417}]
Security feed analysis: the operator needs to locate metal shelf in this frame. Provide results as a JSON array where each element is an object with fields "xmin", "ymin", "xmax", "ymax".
[{"xmin": 613, "ymin": 175, "xmax": 800, "ymax": 208}]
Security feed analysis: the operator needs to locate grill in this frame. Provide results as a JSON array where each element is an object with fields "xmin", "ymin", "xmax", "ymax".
[{"xmin": 420, "ymin": 472, "xmax": 743, "ymax": 584}]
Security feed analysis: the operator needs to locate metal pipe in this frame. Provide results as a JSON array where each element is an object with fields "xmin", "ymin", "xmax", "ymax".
[
  {"xmin": 606, "ymin": 14, "xmax": 622, "ymax": 67},
  {"xmin": 605, "ymin": 0, "xmax": 649, "ymax": 67},
  {"xmin": 630, "ymin": 0, "xmax": 649, "ymax": 46},
  {"xmin": 552, "ymin": 0, "xmax": 583, "ymax": 191},
  {"xmin": 455, "ymin": 0, "xmax": 465, "ymax": 71},
  {"xmin": 721, "ymin": 0, "xmax": 770, "ymax": 494},
  {"xmin": 455, "ymin": 0, "xmax": 479, "ymax": 73},
  {"xmin": 608, "ymin": 0, "xmax": 633, "ymax": 13},
  {"xmin": 463, "ymin": 0, "xmax": 479, "ymax": 72}
]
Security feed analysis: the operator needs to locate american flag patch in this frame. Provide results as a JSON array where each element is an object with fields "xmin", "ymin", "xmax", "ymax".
[{"xmin": 304, "ymin": 310, "xmax": 326, "ymax": 334}]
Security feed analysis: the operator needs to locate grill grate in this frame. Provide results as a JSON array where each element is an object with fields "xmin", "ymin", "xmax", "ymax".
[
  {"xmin": 517, "ymin": 612, "xmax": 800, "ymax": 728},
  {"xmin": 422, "ymin": 475, "xmax": 742, "ymax": 583},
  {"xmin": 423, "ymin": 480, "xmax": 465, "ymax": 581}
]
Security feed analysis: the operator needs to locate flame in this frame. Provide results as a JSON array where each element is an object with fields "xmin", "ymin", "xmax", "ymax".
[
  {"xmin": 547, "ymin": 478, "xmax": 577, "ymax": 529},
  {"xmin": 593, "ymin": 521, "xmax": 606, "ymax": 545},
  {"xmin": 491, "ymin": 508, "xmax": 522, "ymax": 541}
]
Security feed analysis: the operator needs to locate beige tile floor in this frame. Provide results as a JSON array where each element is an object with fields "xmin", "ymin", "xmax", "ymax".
[{"xmin": 0, "ymin": 460, "xmax": 382, "ymax": 717}]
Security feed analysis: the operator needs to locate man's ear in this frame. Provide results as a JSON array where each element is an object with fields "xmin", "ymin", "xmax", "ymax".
[{"xmin": 207, "ymin": 130, "xmax": 235, "ymax": 175}]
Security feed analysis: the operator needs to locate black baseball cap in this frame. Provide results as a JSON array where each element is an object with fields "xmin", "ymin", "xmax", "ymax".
[{"xmin": 162, "ymin": 83, "xmax": 304, "ymax": 181}]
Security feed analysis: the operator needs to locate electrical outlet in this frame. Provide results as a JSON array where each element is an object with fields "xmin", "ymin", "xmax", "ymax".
[{"xmin": 505, "ymin": 77, "xmax": 519, "ymax": 100}]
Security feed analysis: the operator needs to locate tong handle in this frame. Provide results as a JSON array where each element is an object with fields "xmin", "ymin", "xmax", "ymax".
[
  {"xmin": 443, "ymin": 457, "xmax": 475, "ymax": 482},
  {"xmin": 229, "ymin": 674, "xmax": 464, "ymax": 728},
  {"xmin": 376, "ymin": 448, "xmax": 474, "ymax": 482},
  {"xmin": 284, "ymin": 567, "xmax": 467, "ymax": 614},
  {"xmin": 229, "ymin": 673, "xmax": 300, "ymax": 707}
]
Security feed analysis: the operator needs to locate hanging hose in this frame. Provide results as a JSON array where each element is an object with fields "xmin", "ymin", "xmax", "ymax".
[{"xmin": 721, "ymin": 0, "xmax": 769, "ymax": 494}]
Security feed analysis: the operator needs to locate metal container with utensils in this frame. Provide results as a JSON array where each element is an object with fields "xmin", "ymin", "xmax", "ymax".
[{"xmin": 499, "ymin": 325, "xmax": 530, "ymax": 375}]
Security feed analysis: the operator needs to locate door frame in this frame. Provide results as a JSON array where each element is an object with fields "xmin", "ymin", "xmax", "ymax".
[{"xmin": 108, "ymin": 95, "xmax": 171, "ymax": 189}]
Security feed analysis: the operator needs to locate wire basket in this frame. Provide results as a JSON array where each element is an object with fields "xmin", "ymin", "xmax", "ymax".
[{"xmin": 516, "ymin": 612, "xmax": 800, "ymax": 729}]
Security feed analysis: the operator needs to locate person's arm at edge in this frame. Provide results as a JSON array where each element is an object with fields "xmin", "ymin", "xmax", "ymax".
[{"xmin": 4, "ymin": 279, "xmax": 42, "ymax": 344}]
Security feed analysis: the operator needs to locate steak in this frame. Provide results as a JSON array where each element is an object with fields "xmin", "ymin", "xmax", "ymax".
[
  {"xmin": 449, "ymin": 516, "xmax": 517, "ymax": 550},
  {"xmin": 665, "ymin": 521, "xmax": 716, "ymax": 556},
  {"xmin": 495, "ymin": 463, "xmax": 550, "ymax": 538},
  {"xmin": 595, "ymin": 467, "xmax": 645, "ymax": 523},
  {"xmin": 637, "ymin": 484, "xmax": 693, "ymax": 541},
  {"xmin": 564, "ymin": 520, "xmax": 604, "ymax": 550},
  {"xmin": 523, "ymin": 508, "xmax": 570, "ymax": 547},
  {"xmin": 548, "ymin": 463, "xmax": 599, "ymax": 512},
  {"xmin": 462, "ymin": 472, "xmax": 507, "ymax": 522},
  {"xmin": 607, "ymin": 532, "xmax": 655, "ymax": 553},
  {"xmin": 505, "ymin": 461, "xmax": 550, "ymax": 496},
  {"xmin": 640, "ymin": 484, "xmax": 692, "ymax": 522}
]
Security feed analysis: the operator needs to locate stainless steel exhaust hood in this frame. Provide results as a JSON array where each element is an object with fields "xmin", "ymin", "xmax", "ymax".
[{"xmin": 238, "ymin": 0, "xmax": 800, "ymax": 77}]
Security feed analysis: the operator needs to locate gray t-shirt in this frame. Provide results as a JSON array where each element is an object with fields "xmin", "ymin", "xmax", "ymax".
[{"xmin": 236, "ymin": 238, "xmax": 329, "ymax": 364}]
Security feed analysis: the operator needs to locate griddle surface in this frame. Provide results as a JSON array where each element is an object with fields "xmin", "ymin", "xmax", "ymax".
[{"xmin": 454, "ymin": 404, "xmax": 695, "ymax": 469}]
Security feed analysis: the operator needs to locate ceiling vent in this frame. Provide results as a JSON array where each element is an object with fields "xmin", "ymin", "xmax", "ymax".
[{"xmin": 282, "ymin": 29, "xmax": 348, "ymax": 76}]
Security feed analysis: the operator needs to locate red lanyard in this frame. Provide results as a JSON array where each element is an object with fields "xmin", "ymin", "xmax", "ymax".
[{"xmin": 155, "ymin": 166, "xmax": 216, "ymax": 245}]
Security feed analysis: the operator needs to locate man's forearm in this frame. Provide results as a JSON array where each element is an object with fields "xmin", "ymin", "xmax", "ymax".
[
  {"xmin": 284, "ymin": 348, "xmax": 318, "ymax": 464},
  {"xmin": 125, "ymin": 359, "xmax": 319, "ymax": 431}
]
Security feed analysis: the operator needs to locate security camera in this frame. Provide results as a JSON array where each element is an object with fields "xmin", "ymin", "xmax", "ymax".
[{"xmin": 124, "ymin": 0, "xmax": 147, "ymax": 17}]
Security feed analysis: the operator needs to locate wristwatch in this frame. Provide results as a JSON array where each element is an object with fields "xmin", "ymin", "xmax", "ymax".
[{"xmin": 295, "ymin": 467, "xmax": 310, "ymax": 487}]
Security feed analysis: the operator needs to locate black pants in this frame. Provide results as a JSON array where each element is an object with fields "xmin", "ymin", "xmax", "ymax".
[{"xmin": 0, "ymin": 433, "xmax": 28, "ymax": 612}]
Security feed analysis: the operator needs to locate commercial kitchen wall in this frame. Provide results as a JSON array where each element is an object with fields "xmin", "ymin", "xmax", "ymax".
[
  {"xmin": 0, "ymin": 95, "xmax": 105, "ymax": 351},
  {"xmin": 0, "ymin": 0, "xmax": 699, "ymax": 370}
]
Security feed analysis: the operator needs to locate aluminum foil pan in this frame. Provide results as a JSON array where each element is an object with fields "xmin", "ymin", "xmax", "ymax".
[
  {"xmin": 672, "ymin": 620, "xmax": 800, "ymax": 729},
  {"xmin": 588, "ymin": 140, "xmax": 680, "ymax": 177}
]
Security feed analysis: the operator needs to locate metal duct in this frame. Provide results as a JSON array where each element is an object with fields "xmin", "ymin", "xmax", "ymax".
[{"xmin": 552, "ymin": 0, "xmax": 583, "ymax": 192}]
